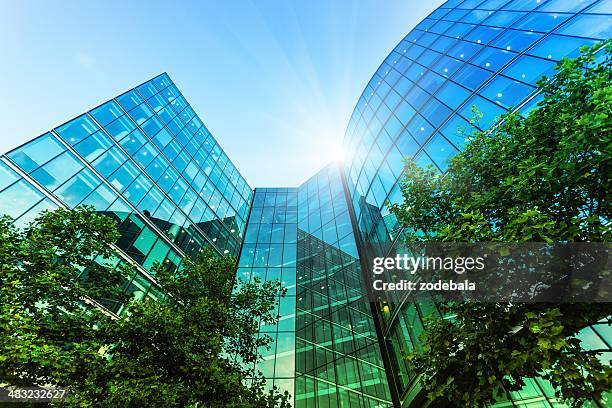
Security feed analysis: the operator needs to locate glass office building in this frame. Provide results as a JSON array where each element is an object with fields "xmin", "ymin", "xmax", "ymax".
[
  {"xmin": 294, "ymin": 165, "xmax": 390, "ymax": 408},
  {"xmin": 342, "ymin": 0, "xmax": 611, "ymax": 406},
  {"xmin": 1, "ymin": 0, "xmax": 611, "ymax": 406},
  {"xmin": 0, "ymin": 73, "xmax": 252, "ymax": 313},
  {"xmin": 238, "ymin": 167, "xmax": 392, "ymax": 407}
]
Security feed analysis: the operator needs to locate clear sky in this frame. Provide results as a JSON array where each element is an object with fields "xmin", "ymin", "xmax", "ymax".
[{"xmin": 0, "ymin": 0, "xmax": 443, "ymax": 187}]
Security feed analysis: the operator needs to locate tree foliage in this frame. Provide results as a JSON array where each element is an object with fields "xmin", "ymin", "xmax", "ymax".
[
  {"xmin": 0, "ymin": 206, "xmax": 289, "ymax": 407},
  {"xmin": 389, "ymin": 41, "xmax": 612, "ymax": 407}
]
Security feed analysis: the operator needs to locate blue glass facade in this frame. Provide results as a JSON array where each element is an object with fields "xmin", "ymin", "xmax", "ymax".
[
  {"xmin": 0, "ymin": 73, "xmax": 252, "ymax": 313},
  {"xmin": 295, "ymin": 165, "xmax": 390, "ymax": 408},
  {"xmin": 238, "ymin": 188, "xmax": 299, "ymax": 405},
  {"xmin": 238, "ymin": 168, "xmax": 392, "ymax": 407},
  {"xmin": 342, "ymin": 0, "xmax": 612, "ymax": 406}
]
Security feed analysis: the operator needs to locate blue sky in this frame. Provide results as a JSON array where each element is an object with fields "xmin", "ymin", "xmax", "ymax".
[{"xmin": 0, "ymin": 0, "xmax": 443, "ymax": 187}]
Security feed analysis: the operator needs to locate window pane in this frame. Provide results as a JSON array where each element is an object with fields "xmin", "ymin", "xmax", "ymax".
[
  {"xmin": 31, "ymin": 151, "xmax": 84, "ymax": 191},
  {"xmin": 8, "ymin": 133, "xmax": 64, "ymax": 172},
  {"xmin": 73, "ymin": 131, "xmax": 113, "ymax": 162},
  {"xmin": 0, "ymin": 162, "xmax": 19, "ymax": 191},
  {"xmin": 90, "ymin": 101, "xmax": 124, "ymax": 126},
  {"xmin": 55, "ymin": 115, "xmax": 99, "ymax": 145},
  {"xmin": 55, "ymin": 169, "xmax": 101, "ymax": 207},
  {"xmin": 81, "ymin": 183, "xmax": 118, "ymax": 210},
  {"xmin": 0, "ymin": 180, "xmax": 44, "ymax": 219},
  {"xmin": 481, "ymin": 75, "xmax": 535, "ymax": 108}
]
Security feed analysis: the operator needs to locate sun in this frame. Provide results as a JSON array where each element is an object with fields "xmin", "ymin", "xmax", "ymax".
[{"xmin": 331, "ymin": 143, "xmax": 346, "ymax": 163}]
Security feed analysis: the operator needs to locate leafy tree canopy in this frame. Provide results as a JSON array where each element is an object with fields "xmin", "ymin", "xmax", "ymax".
[
  {"xmin": 0, "ymin": 206, "xmax": 289, "ymax": 407},
  {"xmin": 389, "ymin": 41, "xmax": 611, "ymax": 407}
]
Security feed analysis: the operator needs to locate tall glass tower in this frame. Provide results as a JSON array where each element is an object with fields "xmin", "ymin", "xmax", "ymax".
[
  {"xmin": 0, "ymin": 73, "xmax": 252, "ymax": 313},
  {"xmin": 342, "ymin": 0, "xmax": 611, "ymax": 406}
]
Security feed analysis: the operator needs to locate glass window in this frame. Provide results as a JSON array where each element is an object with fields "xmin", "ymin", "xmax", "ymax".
[
  {"xmin": 447, "ymin": 40, "xmax": 482, "ymax": 61},
  {"xmin": 441, "ymin": 114, "xmax": 473, "ymax": 150},
  {"xmin": 587, "ymin": 0, "xmax": 612, "ymax": 12},
  {"xmin": 433, "ymin": 55, "xmax": 463, "ymax": 78},
  {"xmin": 120, "ymin": 129, "xmax": 147, "ymax": 156},
  {"xmin": 282, "ymin": 244, "xmax": 296, "ymax": 267},
  {"xmin": 92, "ymin": 146, "xmax": 128, "ymax": 179},
  {"xmin": 464, "ymin": 25, "xmax": 504, "ymax": 45},
  {"xmin": 137, "ymin": 82, "xmax": 157, "ymax": 100},
  {"xmin": 527, "ymin": 34, "xmax": 596, "ymax": 60},
  {"xmin": 423, "ymin": 134, "xmax": 459, "ymax": 172},
  {"xmin": 14, "ymin": 198, "xmax": 57, "ymax": 227},
  {"xmin": 31, "ymin": 151, "xmax": 84, "ymax": 191},
  {"xmin": 396, "ymin": 129, "xmax": 420, "ymax": 158},
  {"xmin": 441, "ymin": 8, "xmax": 469, "ymax": 23},
  {"xmin": 452, "ymin": 64, "xmax": 493, "ymax": 91},
  {"xmin": 107, "ymin": 159, "xmax": 140, "ymax": 192},
  {"xmin": 0, "ymin": 180, "xmax": 44, "ymax": 220},
  {"xmin": 463, "ymin": 9, "xmax": 494, "ymax": 24},
  {"xmin": 471, "ymin": 46, "xmax": 517, "ymax": 71},
  {"xmin": 153, "ymin": 198, "xmax": 175, "ymax": 222},
  {"xmin": 0, "ymin": 162, "xmax": 19, "ymax": 191},
  {"xmin": 479, "ymin": 0, "xmax": 513, "ymax": 9},
  {"xmin": 503, "ymin": 0, "xmax": 545, "ymax": 11},
  {"xmin": 8, "ymin": 133, "xmax": 64, "ymax": 172},
  {"xmin": 459, "ymin": 95, "xmax": 506, "ymax": 129},
  {"xmin": 429, "ymin": 19, "xmax": 453, "ymax": 35},
  {"xmin": 152, "ymin": 73, "xmax": 171, "ymax": 91},
  {"xmin": 268, "ymin": 244, "xmax": 283, "ymax": 267},
  {"xmin": 436, "ymin": 81, "xmax": 471, "ymax": 110},
  {"xmin": 55, "ymin": 115, "xmax": 99, "ymax": 145},
  {"xmin": 481, "ymin": 75, "xmax": 535, "ymax": 108},
  {"xmin": 128, "ymin": 103, "xmax": 154, "ymax": 125},
  {"xmin": 116, "ymin": 90, "xmax": 143, "ymax": 112},
  {"xmin": 141, "ymin": 116, "xmax": 163, "ymax": 139},
  {"xmin": 54, "ymin": 168, "xmax": 101, "ymax": 207},
  {"xmin": 514, "ymin": 12, "xmax": 570, "ymax": 32},
  {"xmin": 557, "ymin": 14, "xmax": 612, "ymax": 39},
  {"xmin": 162, "ymin": 141, "xmax": 181, "ymax": 162},
  {"xmin": 81, "ymin": 183, "xmax": 118, "ymax": 210},
  {"xmin": 139, "ymin": 187, "xmax": 164, "ymax": 215},
  {"xmin": 169, "ymin": 178, "xmax": 188, "ymax": 203},
  {"xmin": 157, "ymin": 106, "xmax": 175, "ymax": 124},
  {"xmin": 501, "ymin": 55, "xmax": 556, "ymax": 83},
  {"xmin": 147, "ymin": 93, "xmax": 167, "ymax": 112},
  {"xmin": 124, "ymin": 174, "xmax": 153, "ymax": 205},
  {"xmin": 420, "ymin": 99, "xmax": 452, "ymax": 128},
  {"xmin": 90, "ymin": 101, "xmax": 124, "ymax": 126},
  {"xmin": 152, "ymin": 128, "xmax": 173, "ymax": 150},
  {"xmin": 104, "ymin": 115, "xmax": 136, "ymax": 141},
  {"xmin": 253, "ymin": 244, "xmax": 270, "ymax": 267},
  {"xmin": 144, "ymin": 238, "xmax": 171, "ymax": 270},
  {"xmin": 490, "ymin": 29, "xmax": 542, "ymax": 52},
  {"xmin": 538, "ymin": 0, "xmax": 597, "ymax": 13},
  {"xmin": 134, "ymin": 142, "xmax": 157, "ymax": 168},
  {"xmin": 483, "ymin": 10, "xmax": 526, "ymax": 26},
  {"xmin": 73, "ymin": 131, "xmax": 113, "ymax": 162},
  {"xmin": 444, "ymin": 22, "xmax": 476, "ymax": 38}
]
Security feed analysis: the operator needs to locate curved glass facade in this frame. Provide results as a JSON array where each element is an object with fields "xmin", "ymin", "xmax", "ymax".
[{"xmin": 342, "ymin": 0, "xmax": 611, "ymax": 406}]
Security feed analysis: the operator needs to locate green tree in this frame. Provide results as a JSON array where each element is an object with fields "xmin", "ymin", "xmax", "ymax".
[
  {"xmin": 0, "ymin": 206, "xmax": 289, "ymax": 407},
  {"xmin": 389, "ymin": 41, "xmax": 612, "ymax": 406}
]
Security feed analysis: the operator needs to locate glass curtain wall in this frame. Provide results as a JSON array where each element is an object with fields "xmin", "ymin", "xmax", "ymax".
[
  {"xmin": 342, "ymin": 0, "xmax": 612, "ymax": 406},
  {"xmin": 238, "ymin": 188, "xmax": 299, "ymax": 405},
  {"xmin": 294, "ymin": 165, "xmax": 391, "ymax": 408},
  {"xmin": 0, "ymin": 73, "xmax": 252, "ymax": 313}
]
